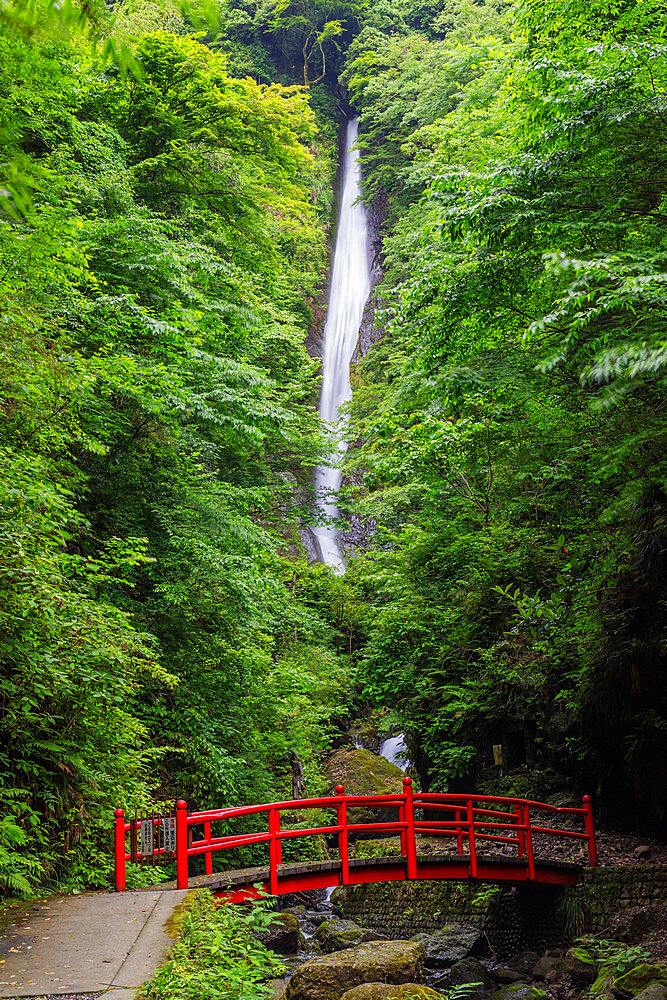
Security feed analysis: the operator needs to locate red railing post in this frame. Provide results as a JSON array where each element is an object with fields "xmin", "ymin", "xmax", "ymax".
[
  {"xmin": 583, "ymin": 795, "xmax": 597, "ymax": 867},
  {"xmin": 269, "ymin": 808, "xmax": 279, "ymax": 894},
  {"xmin": 336, "ymin": 785, "xmax": 349, "ymax": 885},
  {"xmin": 514, "ymin": 804, "xmax": 526, "ymax": 857},
  {"xmin": 114, "ymin": 809, "xmax": 126, "ymax": 891},
  {"xmin": 275, "ymin": 810, "xmax": 283, "ymax": 866},
  {"xmin": 522, "ymin": 804, "xmax": 535, "ymax": 879},
  {"xmin": 403, "ymin": 777, "xmax": 418, "ymax": 879},
  {"xmin": 466, "ymin": 798, "xmax": 477, "ymax": 876},
  {"xmin": 399, "ymin": 797, "xmax": 407, "ymax": 858},
  {"xmin": 204, "ymin": 820, "xmax": 213, "ymax": 876},
  {"xmin": 455, "ymin": 808, "xmax": 464, "ymax": 855},
  {"xmin": 176, "ymin": 800, "xmax": 189, "ymax": 889}
]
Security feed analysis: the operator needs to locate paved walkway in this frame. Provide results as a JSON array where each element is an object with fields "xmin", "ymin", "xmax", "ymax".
[{"xmin": 0, "ymin": 890, "xmax": 191, "ymax": 999}]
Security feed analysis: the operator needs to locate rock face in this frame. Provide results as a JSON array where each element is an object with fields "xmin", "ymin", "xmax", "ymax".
[
  {"xmin": 258, "ymin": 912, "xmax": 301, "ymax": 954},
  {"xmin": 341, "ymin": 986, "xmax": 442, "ymax": 1000},
  {"xmin": 285, "ymin": 940, "xmax": 425, "ymax": 1000},
  {"xmin": 316, "ymin": 918, "xmax": 385, "ymax": 952},
  {"xmin": 411, "ymin": 923, "xmax": 483, "ymax": 968},
  {"xmin": 494, "ymin": 970, "xmax": 524, "ymax": 984}
]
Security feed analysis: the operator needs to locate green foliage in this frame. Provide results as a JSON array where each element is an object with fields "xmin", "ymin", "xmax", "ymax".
[
  {"xmin": 340, "ymin": 0, "xmax": 667, "ymax": 820},
  {"xmin": 140, "ymin": 889, "xmax": 284, "ymax": 1000},
  {"xmin": 575, "ymin": 939, "xmax": 652, "ymax": 979},
  {"xmin": 0, "ymin": 0, "xmax": 347, "ymax": 895}
]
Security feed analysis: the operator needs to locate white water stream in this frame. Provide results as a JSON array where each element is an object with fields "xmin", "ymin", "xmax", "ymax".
[
  {"xmin": 379, "ymin": 734, "xmax": 410, "ymax": 768},
  {"xmin": 312, "ymin": 119, "xmax": 371, "ymax": 571}
]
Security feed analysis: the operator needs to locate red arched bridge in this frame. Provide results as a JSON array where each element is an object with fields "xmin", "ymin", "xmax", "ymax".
[{"xmin": 113, "ymin": 778, "xmax": 597, "ymax": 902}]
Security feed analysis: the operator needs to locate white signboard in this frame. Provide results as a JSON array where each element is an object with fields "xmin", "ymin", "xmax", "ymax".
[
  {"xmin": 163, "ymin": 816, "xmax": 176, "ymax": 854},
  {"xmin": 140, "ymin": 820, "xmax": 154, "ymax": 857}
]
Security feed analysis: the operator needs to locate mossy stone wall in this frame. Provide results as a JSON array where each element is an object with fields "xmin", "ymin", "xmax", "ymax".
[
  {"xmin": 333, "ymin": 866, "xmax": 667, "ymax": 951},
  {"xmin": 581, "ymin": 865, "xmax": 667, "ymax": 930}
]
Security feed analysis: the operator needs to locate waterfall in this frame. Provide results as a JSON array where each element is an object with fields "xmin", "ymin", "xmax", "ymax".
[
  {"xmin": 379, "ymin": 734, "xmax": 410, "ymax": 769},
  {"xmin": 312, "ymin": 118, "xmax": 371, "ymax": 572}
]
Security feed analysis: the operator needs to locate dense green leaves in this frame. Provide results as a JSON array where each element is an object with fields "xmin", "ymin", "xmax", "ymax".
[
  {"xmin": 0, "ymin": 0, "xmax": 350, "ymax": 893},
  {"xmin": 342, "ymin": 0, "xmax": 666, "ymax": 816}
]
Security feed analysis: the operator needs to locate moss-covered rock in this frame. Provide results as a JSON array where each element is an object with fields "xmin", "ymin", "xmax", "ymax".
[
  {"xmin": 632, "ymin": 985, "xmax": 667, "ymax": 1000},
  {"xmin": 564, "ymin": 947, "xmax": 600, "ymax": 986},
  {"xmin": 613, "ymin": 965, "xmax": 667, "ymax": 997},
  {"xmin": 285, "ymin": 940, "xmax": 425, "ymax": 1000},
  {"xmin": 315, "ymin": 918, "xmax": 385, "ymax": 952},
  {"xmin": 492, "ymin": 985, "xmax": 543, "ymax": 1000},
  {"xmin": 326, "ymin": 749, "xmax": 405, "ymax": 796},
  {"xmin": 341, "ymin": 984, "xmax": 442, "ymax": 1000},
  {"xmin": 325, "ymin": 749, "xmax": 406, "ymax": 834}
]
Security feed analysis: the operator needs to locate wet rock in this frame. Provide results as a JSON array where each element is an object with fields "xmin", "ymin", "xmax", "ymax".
[
  {"xmin": 341, "ymin": 985, "xmax": 442, "ymax": 1000},
  {"xmin": 416, "ymin": 923, "xmax": 483, "ymax": 968},
  {"xmin": 564, "ymin": 947, "xmax": 599, "ymax": 986},
  {"xmin": 450, "ymin": 957, "xmax": 494, "ymax": 992},
  {"xmin": 307, "ymin": 911, "xmax": 330, "ymax": 927},
  {"xmin": 613, "ymin": 965, "xmax": 667, "ymax": 997},
  {"xmin": 632, "ymin": 985, "xmax": 667, "ymax": 1000},
  {"xmin": 494, "ymin": 970, "xmax": 524, "ymax": 984},
  {"xmin": 532, "ymin": 957, "xmax": 564, "ymax": 980},
  {"xmin": 315, "ymin": 918, "xmax": 385, "ymax": 952},
  {"xmin": 428, "ymin": 972, "xmax": 453, "ymax": 992},
  {"xmin": 258, "ymin": 912, "xmax": 301, "ymax": 954},
  {"xmin": 492, "ymin": 986, "xmax": 541, "ymax": 1000},
  {"xmin": 505, "ymin": 953, "xmax": 540, "ymax": 979},
  {"xmin": 285, "ymin": 940, "xmax": 425, "ymax": 1000}
]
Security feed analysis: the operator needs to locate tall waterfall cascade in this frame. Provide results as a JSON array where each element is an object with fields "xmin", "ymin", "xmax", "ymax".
[{"xmin": 313, "ymin": 118, "xmax": 371, "ymax": 571}]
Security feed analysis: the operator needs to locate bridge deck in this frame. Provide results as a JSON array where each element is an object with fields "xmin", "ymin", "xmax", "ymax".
[{"xmin": 151, "ymin": 853, "xmax": 583, "ymax": 899}]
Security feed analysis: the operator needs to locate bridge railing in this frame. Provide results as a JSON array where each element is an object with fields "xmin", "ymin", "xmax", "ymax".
[{"xmin": 113, "ymin": 778, "xmax": 596, "ymax": 891}]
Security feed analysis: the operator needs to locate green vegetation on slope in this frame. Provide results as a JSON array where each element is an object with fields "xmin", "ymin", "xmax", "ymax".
[
  {"xmin": 0, "ymin": 0, "xmax": 354, "ymax": 895},
  {"xmin": 341, "ymin": 0, "xmax": 667, "ymax": 822}
]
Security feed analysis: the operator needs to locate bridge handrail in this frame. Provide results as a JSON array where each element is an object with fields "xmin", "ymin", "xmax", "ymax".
[
  {"xmin": 414, "ymin": 792, "xmax": 587, "ymax": 814},
  {"xmin": 113, "ymin": 779, "xmax": 596, "ymax": 892}
]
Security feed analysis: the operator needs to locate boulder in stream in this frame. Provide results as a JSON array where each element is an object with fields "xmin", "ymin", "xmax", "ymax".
[
  {"xmin": 450, "ymin": 957, "xmax": 494, "ymax": 992},
  {"xmin": 316, "ymin": 918, "xmax": 385, "ymax": 952},
  {"xmin": 285, "ymin": 940, "xmax": 425, "ymax": 1000},
  {"xmin": 410, "ymin": 923, "xmax": 483, "ymax": 968},
  {"xmin": 257, "ymin": 912, "xmax": 301, "ymax": 954}
]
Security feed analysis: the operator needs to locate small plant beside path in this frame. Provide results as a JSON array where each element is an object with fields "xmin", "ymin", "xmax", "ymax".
[{"xmin": 140, "ymin": 890, "xmax": 286, "ymax": 1000}]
